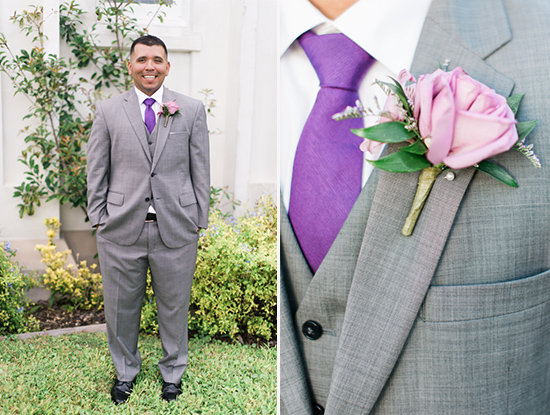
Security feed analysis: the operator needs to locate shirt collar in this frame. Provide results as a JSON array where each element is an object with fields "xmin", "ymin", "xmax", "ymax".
[
  {"xmin": 134, "ymin": 85, "xmax": 165, "ymax": 105},
  {"xmin": 280, "ymin": 0, "xmax": 432, "ymax": 74}
]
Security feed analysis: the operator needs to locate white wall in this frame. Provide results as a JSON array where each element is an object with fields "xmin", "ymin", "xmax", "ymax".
[{"xmin": 0, "ymin": 0, "xmax": 276, "ymax": 239}]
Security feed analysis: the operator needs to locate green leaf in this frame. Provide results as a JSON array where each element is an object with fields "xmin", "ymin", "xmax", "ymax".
[
  {"xmin": 400, "ymin": 140, "xmax": 428, "ymax": 155},
  {"xmin": 475, "ymin": 160, "xmax": 518, "ymax": 188},
  {"xmin": 352, "ymin": 122, "xmax": 415, "ymax": 143},
  {"xmin": 378, "ymin": 79, "xmax": 410, "ymax": 113},
  {"xmin": 368, "ymin": 151, "xmax": 432, "ymax": 173},
  {"xmin": 516, "ymin": 120, "xmax": 538, "ymax": 141},
  {"xmin": 507, "ymin": 93, "xmax": 524, "ymax": 116}
]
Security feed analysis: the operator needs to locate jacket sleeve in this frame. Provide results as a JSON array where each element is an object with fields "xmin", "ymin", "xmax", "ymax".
[
  {"xmin": 188, "ymin": 100, "xmax": 210, "ymax": 229},
  {"xmin": 86, "ymin": 101, "xmax": 111, "ymax": 227}
]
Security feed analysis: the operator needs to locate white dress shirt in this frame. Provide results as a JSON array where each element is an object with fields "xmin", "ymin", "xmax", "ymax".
[
  {"xmin": 134, "ymin": 85, "xmax": 164, "ymax": 124},
  {"xmin": 134, "ymin": 85, "xmax": 165, "ymax": 214},
  {"xmin": 280, "ymin": 0, "xmax": 432, "ymax": 211}
]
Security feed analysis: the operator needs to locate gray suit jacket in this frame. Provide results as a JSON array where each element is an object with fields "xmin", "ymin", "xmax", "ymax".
[
  {"xmin": 280, "ymin": 0, "xmax": 550, "ymax": 413},
  {"xmin": 87, "ymin": 87, "xmax": 210, "ymax": 248}
]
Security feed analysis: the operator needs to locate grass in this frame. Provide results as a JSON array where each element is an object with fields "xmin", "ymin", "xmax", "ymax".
[{"xmin": 0, "ymin": 332, "xmax": 276, "ymax": 414}]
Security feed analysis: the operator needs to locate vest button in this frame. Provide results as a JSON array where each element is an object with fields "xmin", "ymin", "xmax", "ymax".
[
  {"xmin": 148, "ymin": 140, "xmax": 153, "ymax": 145},
  {"xmin": 302, "ymin": 320, "xmax": 322, "ymax": 340}
]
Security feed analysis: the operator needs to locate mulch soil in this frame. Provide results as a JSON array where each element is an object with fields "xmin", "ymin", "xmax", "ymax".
[
  {"xmin": 30, "ymin": 300, "xmax": 105, "ymax": 332},
  {"xmin": 29, "ymin": 301, "xmax": 276, "ymax": 347}
]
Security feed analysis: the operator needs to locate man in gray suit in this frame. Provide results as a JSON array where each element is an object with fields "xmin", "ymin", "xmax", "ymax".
[
  {"xmin": 281, "ymin": 0, "xmax": 550, "ymax": 413},
  {"xmin": 86, "ymin": 35, "xmax": 210, "ymax": 404}
]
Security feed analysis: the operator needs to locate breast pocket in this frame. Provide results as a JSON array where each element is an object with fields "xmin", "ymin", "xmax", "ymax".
[
  {"xmin": 403, "ymin": 269, "xmax": 550, "ymax": 412},
  {"xmin": 167, "ymin": 131, "xmax": 189, "ymax": 158},
  {"xmin": 421, "ymin": 267, "xmax": 550, "ymax": 322}
]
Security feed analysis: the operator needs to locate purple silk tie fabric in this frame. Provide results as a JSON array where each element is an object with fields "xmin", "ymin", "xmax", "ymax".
[
  {"xmin": 144, "ymin": 97, "xmax": 156, "ymax": 134},
  {"xmin": 288, "ymin": 31, "xmax": 374, "ymax": 273}
]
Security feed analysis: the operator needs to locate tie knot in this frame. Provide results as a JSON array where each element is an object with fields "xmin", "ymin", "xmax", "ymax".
[
  {"xmin": 144, "ymin": 97, "xmax": 155, "ymax": 107},
  {"xmin": 299, "ymin": 31, "xmax": 374, "ymax": 90}
]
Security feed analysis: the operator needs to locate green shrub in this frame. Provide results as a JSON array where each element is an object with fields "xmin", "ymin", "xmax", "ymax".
[
  {"xmin": 139, "ymin": 272, "xmax": 159, "ymax": 335},
  {"xmin": 0, "ymin": 242, "xmax": 39, "ymax": 335},
  {"xmin": 190, "ymin": 195, "xmax": 277, "ymax": 341},
  {"xmin": 36, "ymin": 217, "xmax": 103, "ymax": 311}
]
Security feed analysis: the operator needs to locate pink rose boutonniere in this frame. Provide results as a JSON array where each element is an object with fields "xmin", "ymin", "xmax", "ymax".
[
  {"xmin": 158, "ymin": 101, "xmax": 180, "ymax": 127},
  {"xmin": 334, "ymin": 66, "xmax": 540, "ymax": 236}
]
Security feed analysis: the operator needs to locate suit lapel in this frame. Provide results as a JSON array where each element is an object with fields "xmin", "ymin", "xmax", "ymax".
[
  {"xmin": 122, "ymin": 90, "xmax": 152, "ymax": 164},
  {"xmin": 325, "ymin": 0, "xmax": 515, "ymax": 412},
  {"xmin": 410, "ymin": 0, "xmax": 514, "ymax": 95},
  {"xmin": 151, "ymin": 88, "xmax": 177, "ymax": 173}
]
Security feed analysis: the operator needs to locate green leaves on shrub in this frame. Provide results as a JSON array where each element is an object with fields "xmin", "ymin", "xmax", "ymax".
[
  {"xmin": 0, "ymin": 242, "xmax": 39, "ymax": 335},
  {"xmin": 190, "ymin": 195, "xmax": 277, "ymax": 341},
  {"xmin": 36, "ymin": 217, "xmax": 103, "ymax": 312},
  {"xmin": 139, "ymin": 272, "xmax": 159, "ymax": 335}
]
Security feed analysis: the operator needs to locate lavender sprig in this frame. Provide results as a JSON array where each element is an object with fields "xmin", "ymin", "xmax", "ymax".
[{"xmin": 515, "ymin": 138, "xmax": 542, "ymax": 168}]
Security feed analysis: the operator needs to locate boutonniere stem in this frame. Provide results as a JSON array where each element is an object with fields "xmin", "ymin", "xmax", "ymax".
[{"xmin": 402, "ymin": 166, "xmax": 441, "ymax": 236}]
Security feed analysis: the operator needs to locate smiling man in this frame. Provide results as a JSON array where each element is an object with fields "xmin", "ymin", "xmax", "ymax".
[{"xmin": 86, "ymin": 35, "xmax": 210, "ymax": 404}]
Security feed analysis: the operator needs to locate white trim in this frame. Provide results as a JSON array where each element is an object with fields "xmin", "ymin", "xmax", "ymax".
[{"xmin": 233, "ymin": 0, "xmax": 257, "ymax": 205}]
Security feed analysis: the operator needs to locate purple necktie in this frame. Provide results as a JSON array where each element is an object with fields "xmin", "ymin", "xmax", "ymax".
[
  {"xmin": 144, "ymin": 97, "xmax": 156, "ymax": 133},
  {"xmin": 288, "ymin": 31, "xmax": 374, "ymax": 273}
]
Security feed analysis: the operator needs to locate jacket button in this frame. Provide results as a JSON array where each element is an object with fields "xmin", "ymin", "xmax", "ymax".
[
  {"xmin": 313, "ymin": 403, "xmax": 325, "ymax": 414},
  {"xmin": 145, "ymin": 197, "xmax": 150, "ymax": 202},
  {"xmin": 151, "ymin": 172, "xmax": 156, "ymax": 177},
  {"xmin": 302, "ymin": 320, "xmax": 322, "ymax": 340}
]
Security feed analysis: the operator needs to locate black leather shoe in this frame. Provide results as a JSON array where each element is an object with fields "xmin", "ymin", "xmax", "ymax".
[
  {"xmin": 161, "ymin": 382, "xmax": 182, "ymax": 402},
  {"xmin": 111, "ymin": 380, "xmax": 134, "ymax": 405}
]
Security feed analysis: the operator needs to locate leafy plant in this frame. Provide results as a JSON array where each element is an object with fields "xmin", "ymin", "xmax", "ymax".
[
  {"xmin": 209, "ymin": 185, "xmax": 241, "ymax": 218},
  {"xmin": 190, "ymin": 195, "xmax": 277, "ymax": 341},
  {"xmin": 0, "ymin": 242, "xmax": 39, "ymax": 335},
  {"xmin": 36, "ymin": 217, "xmax": 103, "ymax": 312},
  {"xmin": 0, "ymin": 1, "xmax": 170, "ymax": 218},
  {"xmin": 139, "ymin": 271, "xmax": 159, "ymax": 334}
]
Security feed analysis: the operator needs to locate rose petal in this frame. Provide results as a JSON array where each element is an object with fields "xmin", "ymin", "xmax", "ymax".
[
  {"xmin": 468, "ymin": 89, "xmax": 504, "ymax": 114},
  {"xmin": 454, "ymin": 75, "xmax": 483, "ymax": 111},
  {"xmin": 443, "ymin": 126, "xmax": 518, "ymax": 168},
  {"xmin": 425, "ymin": 79, "xmax": 456, "ymax": 165},
  {"xmin": 452, "ymin": 110, "xmax": 517, "ymax": 154},
  {"xmin": 360, "ymin": 139, "xmax": 385, "ymax": 154},
  {"xmin": 397, "ymin": 69, "xmax": 416, "ymax": 85},
  {"xmin": 380, "ymin": 94, "xmax": 404, "ymax": 122},
  {"xmin": 414, "ymin": 73, "xmax": 436, "ymax": 136}
]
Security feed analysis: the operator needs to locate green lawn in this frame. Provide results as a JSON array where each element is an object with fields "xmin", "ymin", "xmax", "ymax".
[{"xmin": 0, "ymin": 333, "xmax": 276, "ymax": 414}]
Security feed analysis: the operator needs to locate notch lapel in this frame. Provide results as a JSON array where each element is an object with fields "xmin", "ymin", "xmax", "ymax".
[
  {"xmin": 122, "ymin": 90, "xmax": 152, "ymax": 164},
  {"xmin": 151, "ymin": 88, "xmax": 177, "ymax": 173},
  {"xmin": 325, "ymin": 0, "xmax": 515, "ymax": 412}
]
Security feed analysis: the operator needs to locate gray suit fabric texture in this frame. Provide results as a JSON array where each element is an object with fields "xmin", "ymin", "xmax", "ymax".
[
  {"xmin": 86, "ymin": 87, "xmax": 210, "ymax": 383},
  {"xmin": 280, "ymin": 0, "xmax": 550, "ymax": 413}
]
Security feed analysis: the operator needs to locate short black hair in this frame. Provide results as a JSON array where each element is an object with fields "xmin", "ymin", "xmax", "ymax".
[{"xmin": 130, "ymin": 35, "xmax": 168, "ymax": 58}]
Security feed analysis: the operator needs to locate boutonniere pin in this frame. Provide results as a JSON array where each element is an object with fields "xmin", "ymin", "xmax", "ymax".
[
  {"xmin": 334, "ymin": 66, "xmax": 540, "ymax": 236},
  {"xmin": 158, "ymin": 101, "xmax": 180, "ymax": 127}
]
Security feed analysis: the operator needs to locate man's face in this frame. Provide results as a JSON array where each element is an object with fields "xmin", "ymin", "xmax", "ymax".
[{"xmin": 127, "ymin": 43, "xmax": 170, "ymax": 96}]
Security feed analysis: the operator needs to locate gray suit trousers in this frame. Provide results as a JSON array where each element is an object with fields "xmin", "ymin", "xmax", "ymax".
[{"xmin": 97, "ymin": 221, "xmax": 197, "ymax": 383}]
